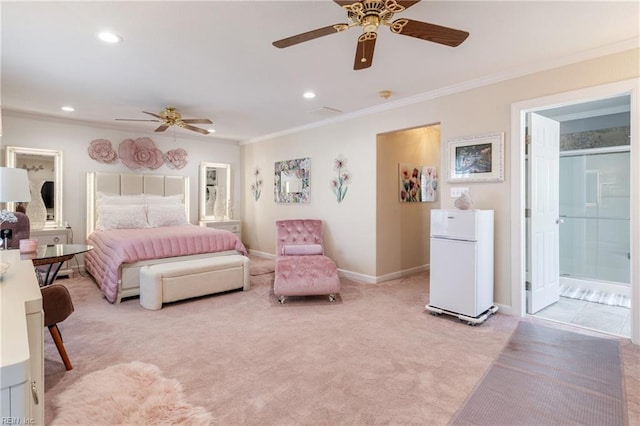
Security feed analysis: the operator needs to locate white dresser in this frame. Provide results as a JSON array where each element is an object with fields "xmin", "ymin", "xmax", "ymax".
[
  {"xmin": 0, "ymin": 250, "xmax": 44, "ymax": 424},
  {"xmin": 30, "ymin": 227, "xmax": 73, "ymax": 276},
  {"xmin": 199, "ymin": 219, "xmax": 242, "ymax": 241}
]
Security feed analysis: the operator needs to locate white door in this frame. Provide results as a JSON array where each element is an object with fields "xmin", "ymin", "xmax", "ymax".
[{"xmin": 527, "ymin": 112, "xmax": 561, "ymax": 314}]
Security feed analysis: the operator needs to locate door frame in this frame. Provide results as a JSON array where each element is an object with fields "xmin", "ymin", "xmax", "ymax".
[{"xmin": 510, "ymin": 78, "xmax": 640, "ymax": 344}]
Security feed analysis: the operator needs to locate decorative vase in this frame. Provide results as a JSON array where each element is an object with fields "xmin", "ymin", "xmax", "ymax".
[
  {"xmin": 27, "ymin": 180, "xmax": 47, "ymax": 230},
  {"xmin": 214, "ymin": 187, "xmax": 226, "ymax": 220}
]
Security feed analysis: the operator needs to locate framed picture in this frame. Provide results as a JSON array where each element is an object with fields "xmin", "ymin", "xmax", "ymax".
[
  {"xmin": 398, "ymin": 164, "xmax": 438, "ymax": 202},
  {"xmin": 448, "ymin": 132, "xmax": 504, "ymax": 182}
]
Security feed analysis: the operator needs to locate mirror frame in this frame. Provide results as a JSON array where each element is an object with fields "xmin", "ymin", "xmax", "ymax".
[
  {"xmin": 199, "ymin": 161, "xmax": 231, "ymax": 222},
  {"xmin": 5, "ymin": 146, "xmax": 63, "ymax": 229},
  {"xmin": 274, "ymin": 157, "xmax": 310, "ymax": 203}
]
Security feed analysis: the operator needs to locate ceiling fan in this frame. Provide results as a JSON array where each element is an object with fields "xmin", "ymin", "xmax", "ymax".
[
  {"xmin": 272, "ymin": 0, "xmax": 469, "ymax": 70},
  {"xmin": 116, "ymin": 107, "xmax": 213, "ymax": 135}
]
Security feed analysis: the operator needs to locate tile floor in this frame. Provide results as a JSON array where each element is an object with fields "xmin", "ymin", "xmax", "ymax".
[{"xmin": 535, "ymin": 296, "xmax": 631, "ymax": 337}]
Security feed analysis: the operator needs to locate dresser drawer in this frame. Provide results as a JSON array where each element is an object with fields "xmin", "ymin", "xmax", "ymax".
[
  {"xmin": 34, "ymin": 233, "xmax": 66, "ymax": 245},
  {"xmin": 199, "ymin": 220, "xmax": 242, "ymax": 239},
  {"xmin": 211, "ymin": 222, "xmax": 240, "ymax": 233}
]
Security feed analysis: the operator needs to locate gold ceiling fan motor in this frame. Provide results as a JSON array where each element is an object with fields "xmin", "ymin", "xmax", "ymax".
[{"xmin": 116, "ymin": 106, "xmax": 213, "ymax": 135}]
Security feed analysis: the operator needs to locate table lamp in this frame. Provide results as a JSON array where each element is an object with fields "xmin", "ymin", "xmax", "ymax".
[{"xmin": 0, "ymin": 167, "xmax": 32, "ymax": 250}]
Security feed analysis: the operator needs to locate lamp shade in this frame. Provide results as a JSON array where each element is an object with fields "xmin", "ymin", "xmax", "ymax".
[{"xmin": 0, "ymin": 167, "xmax": 32, "ymax": 203}]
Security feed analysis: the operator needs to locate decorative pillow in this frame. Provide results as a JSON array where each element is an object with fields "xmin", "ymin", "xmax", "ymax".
[
  {"xmin": 96, "ymin": 204, "xmax": 148, "ymax": 230},
  {"xmin": 96, "ymin": 192, "xmax": 145, "ymax": 206},
  {"xmin": 282, "ymin": 244, "xmax": 323, "ymax": 256},
  {"xmin": 144, "ymin": 194, "xmax": 183, "ymax": 205},
  {"xmin": 146, "ymin": 204, "xmax": 189, "ymax": 227}
]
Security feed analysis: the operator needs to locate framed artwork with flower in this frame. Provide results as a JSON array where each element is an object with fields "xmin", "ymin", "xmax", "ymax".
[
  {"xmin": 399, "ymin": 164, "xmax": 437, "ymax": 203},
  {"xmin": 448, "ymin": 132, "xmax": 504, "ymax": 182}
]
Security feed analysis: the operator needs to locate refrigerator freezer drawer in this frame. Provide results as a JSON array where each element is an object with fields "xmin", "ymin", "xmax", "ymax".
[{"xmin": 430, "ymin": 209, "xmax": 479, "ymax": 241}]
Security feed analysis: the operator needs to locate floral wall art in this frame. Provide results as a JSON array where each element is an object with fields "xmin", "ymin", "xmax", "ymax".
[
  {"xmin": 250, "ymin": 167, "xmax": 263, "ymax": 201},
  {"xmin": 88, "ymin": 139, "xmax": 118, "ymax": 164},
  {"xmin": 87, "ymin": 137, "xmax": 188, "ymax": 170},
  {"xmin": 330, "ymin": 155, "xmax": 350, "ymax": 203},
  {"xmin": 399, "ymin": 163, "xmax": 437, "ymax": 203}
]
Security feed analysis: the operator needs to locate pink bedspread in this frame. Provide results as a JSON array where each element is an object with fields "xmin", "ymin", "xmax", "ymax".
[{"xmin": 85, "ymin": 224, "xmax": 247, "ymax": 303}]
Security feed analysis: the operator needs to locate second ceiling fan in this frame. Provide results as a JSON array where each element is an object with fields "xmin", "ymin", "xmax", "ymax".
[
  {"xmin": 116, "ymin": 107, "xmax": 213, "ymax": 135},
  {"xmin": 273, "ymin": 0, "xmax": 469, "ymax": 70}
]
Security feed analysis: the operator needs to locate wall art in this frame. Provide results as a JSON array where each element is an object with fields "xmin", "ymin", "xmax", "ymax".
[
  {"xmin": 250, "ymin": 167, "xmax": 263, "ymax": 201},
  {"xmin": 330, "ymin": 155, "xmax": 350, "ymax": 203},
  {"xmin": 448, "ymin": 132, "xmax": 504, "ymax": 182},
  {"xmin": 274, "ymin": 157, "xmax": 310, "ymax": 204}
]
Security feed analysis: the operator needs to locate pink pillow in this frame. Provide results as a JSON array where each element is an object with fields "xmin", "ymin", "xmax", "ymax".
[{"xmin": 282, "ymin": 244, "xmax": 323, "ymax": 256}]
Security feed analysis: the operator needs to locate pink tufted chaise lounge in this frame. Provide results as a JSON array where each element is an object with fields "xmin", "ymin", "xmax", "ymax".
[{"xmin": 274, "ymin": 219, "xmax": 341, "ymax": 304}]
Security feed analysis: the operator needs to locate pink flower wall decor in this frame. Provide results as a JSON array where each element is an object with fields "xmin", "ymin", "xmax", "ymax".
[
  {"xmin": 164, "ymin": 148, "xmax": 188, "ymax": 170},
  {"xmin": 88, "ymin": 139, "xmax": 118, "ymax": 164},
  {"xmin": 118, "ymin": 137, "xmax": 164, "ymax": 170}
]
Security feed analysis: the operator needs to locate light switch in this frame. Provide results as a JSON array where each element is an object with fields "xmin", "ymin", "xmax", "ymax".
[{"xmin": 450, "ymin": 187, "xmax": 469, "ymax": 198}]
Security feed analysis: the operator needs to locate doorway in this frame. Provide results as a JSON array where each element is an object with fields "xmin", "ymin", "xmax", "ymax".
[
  {"xmin": 509, "ymin": 79, "xmax": 639, "ymax": 344},
  {"xmin": 529, "ymin": 97, "xmax": 631, "ymax": 336}
]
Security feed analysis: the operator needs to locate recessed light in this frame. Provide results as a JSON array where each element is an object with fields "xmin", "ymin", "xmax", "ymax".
[
  {"xmin": 98, "ymin": 31, "xmax": 122, "ymax": 43},
  {"xmin": 303, "ymin": 91, "xmax": 316, "ymax": 99},
  {"xmin": 207, "ymin": 128, "xmax": 216, "ymax": 134},
  {"xmin": 61, "ymin": 106, "xmax": 75, "ymax": 112}
]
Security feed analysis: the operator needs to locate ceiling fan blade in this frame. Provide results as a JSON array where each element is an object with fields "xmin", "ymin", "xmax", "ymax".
[
  {"xmin": 143, "ymin": 111, "xmax": 164, "ymax": 119},
  {"xmin": 115, "ymin": 119, "xmax": 160, "ymax": 122},
  {"xmin": 181, "ymin": 118, "xmax": 213, "ymax": 124},
  {"xmin": 334, "ymin": 0, "xmax": 420, "ymax": 9},
  {"xmin": 353, "ymin": 35, "xmax": 376, "ymax": 70},
  {"xmin": 273, "ymin": 24, "xmax": 348, "ymax": 48},
  {"xmin": 182, "ymin": 124, "xmax": 209, "ymax": 135},
  {"xmin": 154, "ymin": 124, "xmax": 170, "ymax": 132},
  {"xmin": 391, "ymin": 18, "xmax": 469, "ymax": 47}
]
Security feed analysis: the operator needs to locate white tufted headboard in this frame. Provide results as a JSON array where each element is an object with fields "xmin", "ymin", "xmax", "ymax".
[{"xmin": 86, "ymin": 172, "xmax": 189, "ymax": 236}]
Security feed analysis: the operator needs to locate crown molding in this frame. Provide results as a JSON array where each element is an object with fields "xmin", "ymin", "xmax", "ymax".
[{"xmin": 243, "ymin": 37, "xmax": 639, "ymax": 145}]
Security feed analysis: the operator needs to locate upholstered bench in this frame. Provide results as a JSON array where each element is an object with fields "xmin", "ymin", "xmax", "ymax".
[{"xmin": 139, "ymin": 254, "xmax": 249, "ymax": 310}]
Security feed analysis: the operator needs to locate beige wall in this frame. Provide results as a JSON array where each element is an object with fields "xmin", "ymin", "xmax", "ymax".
[
  {"xmin": 376, "ymin": 125, "xmax": 440, "ymax": 278},
  {"xmin": 241, "ymin": 48, "xmax": 639, "ymax": 308}
]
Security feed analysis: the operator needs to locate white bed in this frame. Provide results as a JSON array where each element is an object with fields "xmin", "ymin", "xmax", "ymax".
[{"xmin": 85, "ymin": 172, "xmax": 247, "ymax": 303}]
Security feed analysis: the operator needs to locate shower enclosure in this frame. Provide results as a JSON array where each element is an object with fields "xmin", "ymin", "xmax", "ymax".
[{"xmin": 559, "ymin": 146, "xmax": 630, "ymax": 295}]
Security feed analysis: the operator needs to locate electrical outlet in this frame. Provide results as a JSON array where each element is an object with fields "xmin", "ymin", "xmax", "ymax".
[{"xmin": 450, "ymin": 187, "xmax": 469, "ymax": 198}]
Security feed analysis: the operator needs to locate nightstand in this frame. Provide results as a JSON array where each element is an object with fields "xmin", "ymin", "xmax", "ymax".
[
  {"xmin": 199, "ymin": 219, "xmax": 242, "ymax": 241},
  {"xmin": 29, "ymin": 227, "xmax": 73, "ymax": 277}
]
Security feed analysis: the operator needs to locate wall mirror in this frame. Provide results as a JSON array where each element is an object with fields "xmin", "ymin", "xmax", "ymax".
[
  {"xmin": 274, "ymin": 157, "xmax": 310, "ymax": 203},
  {"xmin": 5, "ymin": 146, "xmax": 63, "ymax": 229},
  {"xmin": 199, "ymin": 162, "xmax": 231, "ymax": 221}
]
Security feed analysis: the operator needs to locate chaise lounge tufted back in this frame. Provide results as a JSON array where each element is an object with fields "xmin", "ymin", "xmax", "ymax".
[{"xmin": 275, "ymin": 219, "xmax": 324, "ymax": 257}]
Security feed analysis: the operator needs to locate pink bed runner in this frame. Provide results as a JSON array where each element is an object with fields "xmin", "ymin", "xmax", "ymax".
[{"xmin": 85, "ymin": 225, "xmax": 247, "ymax": 303}]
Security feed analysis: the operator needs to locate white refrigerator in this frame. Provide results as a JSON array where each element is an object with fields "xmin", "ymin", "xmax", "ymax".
[{"xmin": 427, "ymin": 209, "xmax": 495, "ymax": 320}]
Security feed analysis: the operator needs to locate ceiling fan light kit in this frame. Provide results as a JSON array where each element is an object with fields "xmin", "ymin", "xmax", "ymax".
[{"xmin": 272, "ymin": 0, "xmax": 469, "ymax": 70}]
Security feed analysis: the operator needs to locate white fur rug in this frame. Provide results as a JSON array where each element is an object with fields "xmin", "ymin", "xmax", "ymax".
[{"xmin": 51, "ymin": 361, "xmax": 212, "ymax": 425}]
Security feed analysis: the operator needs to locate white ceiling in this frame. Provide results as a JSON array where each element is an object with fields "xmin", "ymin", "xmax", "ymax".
[{"xmin": 2, "ymin": 1, "xmax": 639, "ymax": 143}]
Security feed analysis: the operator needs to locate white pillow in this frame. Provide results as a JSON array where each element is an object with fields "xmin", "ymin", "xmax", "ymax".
[
  {"xmin": 281, "ymin": 244, "xmax": 323, "ymax": 256},
  {"xmin": 96, "ymin": 204, "xmax": 148, "ymax": 230},
  {"xmin": 97, "ymin": 192, "xmax": 145, "ymax": 206},
  {"xmin": 147, "ymin": 204, "xmax": 189, "ymax": 227},
  {"xmin": 144, "ymin": 194, "xmax": 183, "ymax": 205}
]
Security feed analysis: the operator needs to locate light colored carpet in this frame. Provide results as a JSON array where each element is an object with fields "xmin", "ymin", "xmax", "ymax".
[
  {"xmin": 51, "ymin": 361, "xmax": 212, "ymax": 425},
  {"xmin": 42, "ymin": 256, "xmax": 639, "ymax": 425},
  {"xmin": 560, "ymin": 284, "xmax": 631, "ymax": 308},
  {"xmin": 451, "ymin": 321, "xmax": 627, "ymax": 425},
  {"xmin": 248, "ymin": 255, "xmax": 275, "ymax": 276}
]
